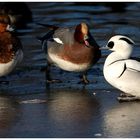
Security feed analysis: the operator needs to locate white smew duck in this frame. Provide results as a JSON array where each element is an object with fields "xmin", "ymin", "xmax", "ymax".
[{"xmin": 103, "ymin": 35, "xmax": 140, "ymax": 101}]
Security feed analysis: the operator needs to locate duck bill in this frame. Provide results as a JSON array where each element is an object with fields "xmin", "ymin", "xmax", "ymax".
[
  {"xmin": 84, "ymin": 40, "xmax": 89, "ymax": 47},
  {"xmin": 84, "ymin": 40, "xmax": 93, "ymax": 48}
]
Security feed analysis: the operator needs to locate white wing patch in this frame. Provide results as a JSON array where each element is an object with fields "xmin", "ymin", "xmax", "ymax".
[{"xmin": 53, "ymin": 38, "xmax": 63, "ymax": 44}]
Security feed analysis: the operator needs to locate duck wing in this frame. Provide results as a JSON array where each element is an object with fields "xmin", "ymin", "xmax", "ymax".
[{"xmin": 125, "ymin": 59, "xmax": 140, "ymax": 72}]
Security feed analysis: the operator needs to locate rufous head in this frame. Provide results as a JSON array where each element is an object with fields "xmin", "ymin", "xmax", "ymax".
[
  {"xmin": 0, "ymin": 15, "xmax": 11, "ymax": 32},
  {"xmin": 74, "ymin": 22, "xmax": 90, "ymax": 47}
]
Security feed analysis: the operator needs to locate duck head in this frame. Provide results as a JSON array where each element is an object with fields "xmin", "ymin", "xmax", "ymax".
[
  {"xmin": 0, "ymin": 15, "xmax": 14, "ymax": 32},
  {"xmin": 105, "ymin": 35, "xmax": 135, "ymax": 59},
  {"xmin": 74, "ymin": 22, "xmax": 90, "ymax": 47}
]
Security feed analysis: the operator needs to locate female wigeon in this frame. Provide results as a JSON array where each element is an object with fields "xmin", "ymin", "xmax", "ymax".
[{"xmin": 0, "ymin": 15, "xmax": 23, "ymax": 77}]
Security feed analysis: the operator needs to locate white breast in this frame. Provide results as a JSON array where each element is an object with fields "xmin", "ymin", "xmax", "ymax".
[
  {"xmin": 47, "ymin": 53, "xmax": 90, "ymax": 72},
  {"xmin": 104, "ymin": 61, "xmax": 126, "ymax": 79},
  {"xmin": 104, "ymin": 53, "xmax": 140, "ymax": 97},
  {"xmin": 0, "ymin": 50, "xmax": 23, "ymax": 77},
  {"xmin": 103, "ymin": 53, "xmax": 126, "ymax": 80}
]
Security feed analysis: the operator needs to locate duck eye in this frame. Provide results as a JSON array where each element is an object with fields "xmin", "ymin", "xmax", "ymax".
[
  {"xmin": 107, "ymin": 41, "xmax": 114, "ymax": 49},
  {"xmin": 84, "ymin": 35, "xmax": 88, "ymax": 40}
]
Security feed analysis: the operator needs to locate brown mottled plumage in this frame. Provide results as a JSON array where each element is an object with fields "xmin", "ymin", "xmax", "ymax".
[
  {"xmin": 0, "ymin": 32, "xmax": 22, "ymax": 63},
  {"xmin": 0, "ymin": 15, "xmax": 23, "ymax": 77}
]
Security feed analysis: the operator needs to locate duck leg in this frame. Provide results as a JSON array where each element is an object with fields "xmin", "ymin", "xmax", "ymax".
[
  {"xmin": 117, "ymin": 93, "xmax": 140, "ymax": 102},
  {"xmin": 45, "ymin": 63, "xmax": 62, "ymax": 83},
  {"xmin": 79, "ymin": 72, "xmax": 89, "ymax": 84}
]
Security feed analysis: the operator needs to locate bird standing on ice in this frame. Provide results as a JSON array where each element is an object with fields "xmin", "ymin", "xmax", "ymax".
[
  {"xmin": 0, "ymin": 15, "xmax": 23, "ymax": 79},
  {"xmin": 103, "ymin": 35, "xmax": 140, "ymax": 101},
  {"xmin": 40, "ymin": 22, "xmax": 101, "ymax": 84}
]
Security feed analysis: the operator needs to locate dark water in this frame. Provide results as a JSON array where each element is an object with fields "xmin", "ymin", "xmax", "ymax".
[{"xmin": 0, "ymin": 2, "xmax": 140, "ymax": 138}]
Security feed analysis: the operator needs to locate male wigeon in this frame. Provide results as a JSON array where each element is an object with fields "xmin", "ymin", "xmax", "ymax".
[
  {"xmin": 0, "ymin": 15, "xmax": 23, "ymax": 77},
  {"xmin": 40, "ymin": 22, "xmax": 101, "ymax": 84},
  {"xmin": 103, "ymin": 35, "xmax": 140, "ymax": 102}
]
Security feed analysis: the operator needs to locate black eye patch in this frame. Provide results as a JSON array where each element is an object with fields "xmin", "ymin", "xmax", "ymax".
[
  {"xmin": 119, "ymin": 37, "xmax": 134, "ymax": 44},
  {"xmin": 107, "ymin": 41, "xmax": 114, "ymax": 49}
]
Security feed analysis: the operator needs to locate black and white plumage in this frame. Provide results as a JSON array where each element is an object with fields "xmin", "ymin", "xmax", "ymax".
[{"xmin": 103, "ymin": 35, "xmax": 140, "ymax": 101}]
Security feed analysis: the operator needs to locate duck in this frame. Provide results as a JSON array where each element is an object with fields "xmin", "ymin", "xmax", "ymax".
[
  {"xmin": 39, "ymin": 22, "xmax": 101, "ymax": 84},
  {"xmin": 0, "ymin": 15, "xmax": 23, "ymax": 78},
  {"xmin": 103, "ymin": 35, "xmax": 140, "ymax": 101}
]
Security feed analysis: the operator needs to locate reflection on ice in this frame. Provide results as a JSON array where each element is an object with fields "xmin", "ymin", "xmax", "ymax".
[
  {"xmin": 0, "ymin": 96, "xmax": 19, "ymax": 130},
  {"xmin": 45, "ymin": 88, "xmax": 100, "ymax": 137},
  {"xmin": 103, "ymin": 102, "xmax": 140, "ymax": 137}
]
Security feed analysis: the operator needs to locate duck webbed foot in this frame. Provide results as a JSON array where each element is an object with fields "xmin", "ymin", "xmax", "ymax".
[
  {"xmin": 78, "ymin": 72, "xmax": 89, "ymax": 84},
  {"xmin": 46, "ymin": 79, "xmax": 62, "ymax": 83},
  {"xmin": 45, "ymin": 64, "xmax": 62, "ymax": 84},
  {"xmin": 118, "ymin": 93, "xmax": 140, "ymax": 102}
]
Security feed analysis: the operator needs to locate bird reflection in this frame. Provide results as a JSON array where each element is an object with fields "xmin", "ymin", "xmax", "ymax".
[
  {"xmin": 103, "ymin": 102, "xmax": 140, "ymax": 137},
  {"xmin": 45, "ymin": 88, "xmax": 100, "ymax": 137},
  {"xmin": 0, "ymin": 95, "xmax": 19, "ymax": 131}
]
